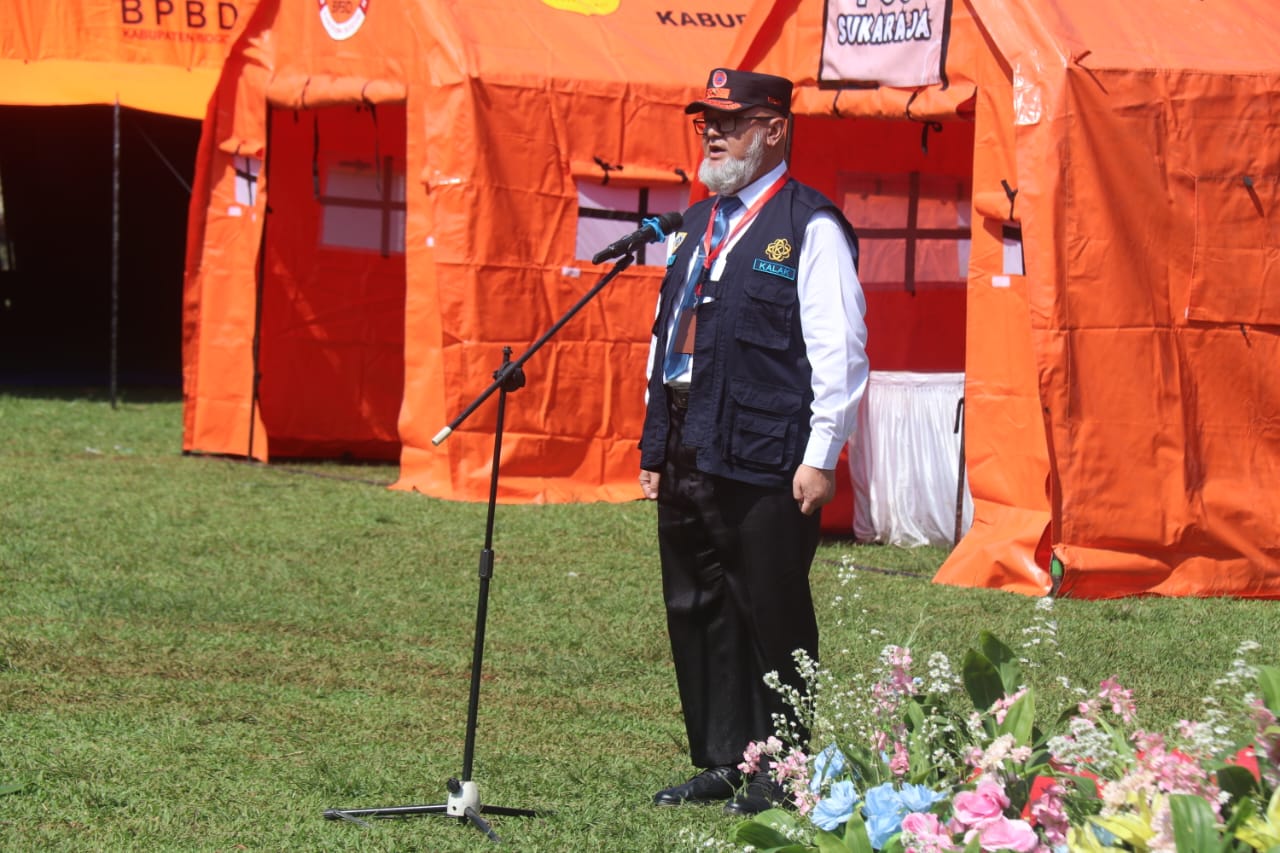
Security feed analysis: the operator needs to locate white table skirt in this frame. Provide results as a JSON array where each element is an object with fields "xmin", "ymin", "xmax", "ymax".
[{"xmin": 848, "ymin": 371, "xmax": 973, "ymax": 547}]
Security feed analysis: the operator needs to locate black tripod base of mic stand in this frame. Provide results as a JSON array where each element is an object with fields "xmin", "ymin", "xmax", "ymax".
[{"xmin": 323, "ymin": 777, "xmax": 540, "ymax": 842}]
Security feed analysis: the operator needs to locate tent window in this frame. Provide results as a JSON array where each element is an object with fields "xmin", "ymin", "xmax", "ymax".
[
  {"xmin": 319, "ymin": 153, "xmax": 406, "ymax": 256},
  {"xmin": 838, "ymin": 171, "xmax": 971, "ymax": 293},
  {"xmin": 576, "ymin": 182, "xmax": 688, "ymax": 267},
  {"xmin": 233, "ymin": 155, "xmax": 261, "ymax": 208}
]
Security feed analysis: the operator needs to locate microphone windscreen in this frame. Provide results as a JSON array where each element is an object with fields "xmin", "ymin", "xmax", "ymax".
[{"xmin": 657, "ymin": 211, "xmax": 683, "ymax": 233}]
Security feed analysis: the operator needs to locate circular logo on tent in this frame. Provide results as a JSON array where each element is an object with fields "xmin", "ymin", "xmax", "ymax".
[
  {"xmin": 319, "ymin": 0, "xmax": 370, "ymax": 41},
  {"xmin": 712, "ymin": 69, "xmax": 729, "ymax": 88}
]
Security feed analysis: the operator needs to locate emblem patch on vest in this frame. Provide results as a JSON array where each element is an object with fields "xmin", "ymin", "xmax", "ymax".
[
  {"xmin": 753, "ymin": 258, "xmax": 797, "ymax": 280},
  {"xmin": 667, "ymin": 232, "xmax": 687, "ymax": 266},
  {"xmin": 764, "ymin": 237, "xmax": 793, "ymax": 261}
]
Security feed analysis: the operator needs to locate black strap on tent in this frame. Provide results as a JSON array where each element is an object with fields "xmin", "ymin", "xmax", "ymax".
[
  {"xmin": 905, "ymin": 90, "xmax": 944, "ymax": 155},
  {"xmin": 953, "ymin": 396, "xmax": 966, "ymax": 546},
  {"xmin": 361, "ymin": 85, "xmax": 383, "ymax": 197},
  {"xmin": 593, "ymin": 157, "xmax": 622, "ymax": 185},
  {"xmin": 1001, "ymin": 179, "xmax": 1018, "ymax": 220},
  {"xmin": 312, "ymin": 110, "xmax": 322, "ymax": 199},
  {"xmin": 673, "ymin": 168, "xmax": 689, "ymax": 184}
]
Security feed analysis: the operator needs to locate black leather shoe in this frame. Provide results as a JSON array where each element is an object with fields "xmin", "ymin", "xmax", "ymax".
[
  {"xmin": 723, "ymin": 770, "xmax": 786, "ymax": 816},
  {"xmin": 652, "ymin": 766, "xmax": 743, "ymax": 806}
]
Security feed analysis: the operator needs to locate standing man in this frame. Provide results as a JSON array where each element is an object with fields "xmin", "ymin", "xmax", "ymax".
[{"xmin": 640, "ymin": 69, "xmax": 868, "ymax": 817}]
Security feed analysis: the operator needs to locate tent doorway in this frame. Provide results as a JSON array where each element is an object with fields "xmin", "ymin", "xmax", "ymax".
[
  {"xmin": 252, "ymin": 104, "xmax": 408, "ymax": 461},
  {"xmin": 788, "ymin": 114, "xmax": 975, "ymax": 543},
  {"xmin": 0, "ymin": 105, "xmax": 197, "ymax": 388}
]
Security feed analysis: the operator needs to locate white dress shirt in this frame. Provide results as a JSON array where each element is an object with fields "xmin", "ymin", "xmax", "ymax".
[{"xmin": 649, "ymin": 161, "xmax": 869, "ymax": 471}]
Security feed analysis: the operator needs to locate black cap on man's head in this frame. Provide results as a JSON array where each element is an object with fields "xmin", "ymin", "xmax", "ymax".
[{"xmin": 684, "ymin": 68, "xmax": 793, "ymax": 117}]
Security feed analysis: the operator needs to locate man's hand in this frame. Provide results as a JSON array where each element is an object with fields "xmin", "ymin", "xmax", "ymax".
[
  {"xmin": 639, "ymin": 469, "xmax": 661, "ymax": 500},
  {"xmin": 793, "ymin": 464, "xmax": 835, "ymax": 515}
]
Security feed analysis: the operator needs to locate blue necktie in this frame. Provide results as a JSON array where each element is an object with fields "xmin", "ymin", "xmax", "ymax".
[{"xmin": 664, "ymin": 196, "xmax": 741, "ymax": 383}]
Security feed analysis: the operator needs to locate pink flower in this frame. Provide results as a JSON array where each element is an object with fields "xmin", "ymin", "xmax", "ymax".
[
  {"xmin": 1027, "ymin": 781, "xmax": 1069, "ymax": 845},
  {"xmin": 901, "ymin": 811, "xmax": 959, "ymax": 852},
  {"xmin": 990, "ymin": 688, "xmax": 1027, "ymax": 725},
  {"xmin": 974, "ymin": 816, "xmax": 1039, "ymax": 852},
  {"xmin": 890, "ymin": 741, "xmax": 910, "ymax": 777},
  {"xmin": 903, "ymin": 811, "xmax": 947, "ymax": 835},
  {"xmin": 773, "ymin": 747, "xmax": 809, "ymax": 783},
  {"xmin": 1099, "ymin": 677, "xmax": 1136, "ymax": 723},
  {"xmin": 951, "ymin": 780, "xmax": 1009, "ymax": 828},
  {"xmin": 739, "ymin": 737, "xmax": 784, "ymax": 775}
]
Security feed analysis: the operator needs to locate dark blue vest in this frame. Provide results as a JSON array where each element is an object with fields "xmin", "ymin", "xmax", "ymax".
[{"xmin": 640, "ymin": 179, "xmax": 858, "ymax": 488}]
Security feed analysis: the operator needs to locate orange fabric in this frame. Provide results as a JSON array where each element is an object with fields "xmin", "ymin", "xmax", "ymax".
[
  {"xmin": 1, "ymin": 0, "xmax": 257, "ymax": 118},
  {"xmin": 182, "ymin": 1, "xmax": 753, "ymax": 502},
  {"xmin": 182, "ymin": 0, "xmax": 1280, "ymax": 597},
  {"xmin": 730, "ymin": 0, "xmax": 1280, "ymax": 597}
]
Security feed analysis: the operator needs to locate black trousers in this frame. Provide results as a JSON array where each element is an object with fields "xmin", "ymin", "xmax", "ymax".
[{"xmin": 657, "ymin": 397, "xmax": 820, "ymax": 768}]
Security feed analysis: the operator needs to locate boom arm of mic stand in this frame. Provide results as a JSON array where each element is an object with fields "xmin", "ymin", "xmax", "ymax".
[{"xmin": 431, "ymin": 253, "xmax": 634, "ymax": 445}]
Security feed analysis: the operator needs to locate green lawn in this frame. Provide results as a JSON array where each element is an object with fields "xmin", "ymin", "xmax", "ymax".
[{"xmin": 1, "ymin": 389, "xmax": 1276, "ymax": 852}]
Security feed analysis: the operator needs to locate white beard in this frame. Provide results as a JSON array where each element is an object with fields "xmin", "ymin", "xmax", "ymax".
[{"xmin": 698, "ymin": 131, "xmax": 767, "ymax": 197}]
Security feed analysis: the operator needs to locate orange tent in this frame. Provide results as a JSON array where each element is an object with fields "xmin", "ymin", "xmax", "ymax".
[
  {"xmin": 182, "ymin": 1, "xmax": 770, "ymax": 503},
  {"xmin": 727, "ymin": 0, "xmax": 1280, "ymax": 598}
]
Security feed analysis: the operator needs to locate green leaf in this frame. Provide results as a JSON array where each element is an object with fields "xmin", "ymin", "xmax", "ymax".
[
  {"xmin": 997, "ymin": 688, "xmax": 1036, "ymax": 746},
  {"xmin": 1093, "ymin": 813, "xmax": 1155, "ymax": 846},
  {"xmin": 1216, "ymin": 762, "xmax": 1258, "ymax": 808},
  {"xmin": 842, "ymin": 747, "xmax": 881, "ymax": 789},
  {"xmin": 880, "ymin": 836, "xmax": 906, "ymax": 853},
  {"xmin": 839, "ymin": 812, "xmax": 875, "ymax": 853},
  {"xmin": 734, "ymin": 814, "xmax": 797, "ymax": 849},
  {"xmin": 1222, "ymin": 793, "xmax": 1255, "ymax": 834},
  {"xmin": 904, "ymin": 698, "xmax": 926, "ymax": 732},
  {"xmin": 1169, "ymin": 792, "xmax": 1222, "ymax": 853},
  {"xmin": 1258, "ymin": 665, "xmax": 1280, "ymax": 716},
  {"xmin": 814, "ymin": 828, "xmax": 851, "ymax": 853},
  {"xmin": 977, "ymin": 631, "xmax": 1023, "ymax": 694},
  {"xmin": 0, "ymin": 781, "xmax": 29, "ymax": 796},
  {"xmin": 962, "ymin": 648, "xmax": 1004, "ymax": 713}
]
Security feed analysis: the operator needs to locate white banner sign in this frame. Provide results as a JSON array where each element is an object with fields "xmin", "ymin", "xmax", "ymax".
[{"xmin": 820, "ymin": 0, "xmax": 951, "ymax": 89}]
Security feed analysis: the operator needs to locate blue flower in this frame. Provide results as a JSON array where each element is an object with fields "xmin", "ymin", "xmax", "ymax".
[
  {"xmin": 811, "ymin": 779, "xmax": 859, "ymax": 831},
  {"xmin": 859, "ymin": 782, "xmax": 947, "ymax": 848},
  {"xmin": 810, "ymin": 744, "xmax": 847, "ymax": 792},
  {"xmin": 863, "ymin": 783, "xmax": 907, "ymax": 848},
  {"xmin": 897, "ymin": 782, "xmax": 946, "ymax": 813}
]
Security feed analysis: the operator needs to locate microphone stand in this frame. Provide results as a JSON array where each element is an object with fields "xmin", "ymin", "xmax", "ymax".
[{"xmin": 324, "ymin": 251, "xmax": 638, "ymax": 843}]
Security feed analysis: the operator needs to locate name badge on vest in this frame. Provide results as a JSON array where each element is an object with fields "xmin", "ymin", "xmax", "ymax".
[{"xmin": 752, "ymin": 258, "xmax": 797, "ymax": 281}]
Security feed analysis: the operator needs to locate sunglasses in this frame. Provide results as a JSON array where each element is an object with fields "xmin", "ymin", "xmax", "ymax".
[{"xmin": 692, "ymin": 114, "xmax": 778, "ymax": 137}]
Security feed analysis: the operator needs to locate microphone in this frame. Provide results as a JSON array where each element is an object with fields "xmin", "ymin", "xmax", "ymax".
[{"xmin": 591, "ymin": 211, "xmax": 683, "ymax": 264}]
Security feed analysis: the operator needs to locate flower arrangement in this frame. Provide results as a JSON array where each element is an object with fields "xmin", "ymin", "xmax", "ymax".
[{"xmin": 728, "ymin": 587, "xmax": 1280, "ymax": 853}]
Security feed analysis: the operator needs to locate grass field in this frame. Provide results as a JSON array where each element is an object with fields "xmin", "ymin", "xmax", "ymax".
[{"xmin": 2, "ymin": 389, "xmax": 1277, "ymax": 852}]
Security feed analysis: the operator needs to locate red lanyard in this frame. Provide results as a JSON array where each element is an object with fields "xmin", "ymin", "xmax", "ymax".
[{"xmin": 701, "ymin": 172, "xmax": 789, "ymax": 271}]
